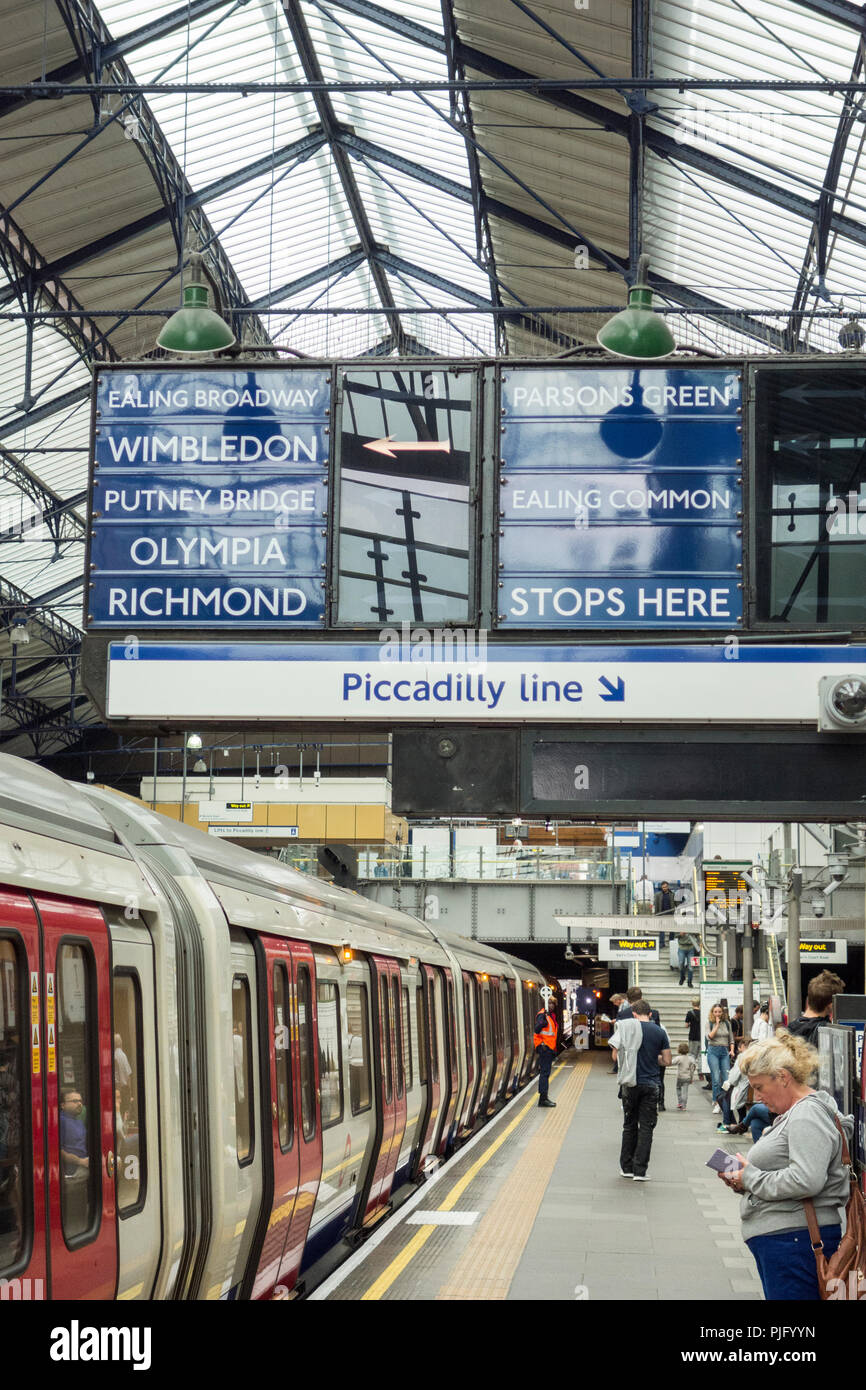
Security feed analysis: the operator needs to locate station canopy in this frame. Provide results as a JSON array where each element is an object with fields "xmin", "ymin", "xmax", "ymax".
[{"xmin": 2, "ymin": 0, "xmax": 866, "ymax": 754}]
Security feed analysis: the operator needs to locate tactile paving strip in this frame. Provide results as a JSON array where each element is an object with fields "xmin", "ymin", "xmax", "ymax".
[{"xmin": 436, "ymin": 1055, "xmax": 593, "ymax": 1300}]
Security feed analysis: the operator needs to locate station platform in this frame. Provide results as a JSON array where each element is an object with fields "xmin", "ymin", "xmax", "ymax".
[{"xmin": 310, "ymin": 1049, "xmax": 763, "ymax": 1302}]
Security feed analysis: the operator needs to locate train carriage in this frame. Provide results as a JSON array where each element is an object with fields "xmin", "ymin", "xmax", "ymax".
[{"xmin": 0, "ymin": 752, "xmax": 546, "ymax": 1300}]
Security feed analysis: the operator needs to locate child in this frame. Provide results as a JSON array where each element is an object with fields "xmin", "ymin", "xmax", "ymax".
[{"xmin": 674, "ymin": 1041, "xmax": 698, "ymax": 1109}]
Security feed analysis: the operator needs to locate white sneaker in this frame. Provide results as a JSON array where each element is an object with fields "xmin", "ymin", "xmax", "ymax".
[
  {"xmin": 712, "ymin": 1104, "xmax": 720, "ymax": 1114},
  {"xmin": 632, "ymin": 1174, "xmax": 650, "ymax": 1181}
]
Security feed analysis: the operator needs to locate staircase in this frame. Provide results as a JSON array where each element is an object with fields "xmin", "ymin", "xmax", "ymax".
[{"xmin": 633, "ymin": 947, "xmax": 777, "ymax": 1050}]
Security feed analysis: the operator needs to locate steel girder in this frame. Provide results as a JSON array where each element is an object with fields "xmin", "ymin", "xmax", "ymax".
[
  {"xmin": 47, "ymin": 0, "xmax": 272, "ymax": 348},
  {"xmin": 0, "ymin": 445, "xmax": 86, "ymax": 547},
  {"xmin": 0, "ymin": 129, "xmax": 329, "ymax": 310},
  {"xmin": 325, "ymin": 0, "xmax": 866, "ymax": 260},
  {"xmin": 788, "ymin": 40, "xmax": 866, "ymax": 345},
  {"xmin": 0, "ymin": 576, "xmax": 82, "ymax": 649},
  {"xmin": 279, "ymin": 0, "xmax": 404, "ymax": 345},
  {"xmin": 0, "ymin": 692, "xmax": 94, "ymax": 754},
  {"xmin": 439, "ymin": 0, "xmax": 504, "ymax": 349}
]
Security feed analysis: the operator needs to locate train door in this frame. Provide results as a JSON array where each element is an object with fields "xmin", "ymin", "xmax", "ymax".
[
  {"xmin": 477, "ymin": 977, "xmax": 495, "ymax": 1116},
  {"xmin": 437, "ymin": 971, "xmax": 460, "ymax": 1155},
  {"xmin": 413, "ymin": 965, "xmax": 441, "ymax": 1176},
  {"xmin": 506, "ymin": 980, "xmax": 520, "ymax": 1093},
  {"xmin": 38, "ymin": 894, "xmax": 118, "ymax": 1299},
  {"xmin": 501, "ymin": 980, "xmax": 517, "ymax": 1095},
  {"xmin": 111, "ymin": 921, "xmax": 161, "ymax": 1299},
  {"xmin": 249, "ymin": 936, "xmax": 322, "ymax": 1299},
  {"xmin": 457, "ymin": 971, "xmax": 477, "ymax": 1136},
  {"xmin": 0, "ymin": 890, "xmax": 46, "ymax": 1299},
  {"xmin": 359, "ymin": 956, "xmax": 406, "ymax": 1227}
]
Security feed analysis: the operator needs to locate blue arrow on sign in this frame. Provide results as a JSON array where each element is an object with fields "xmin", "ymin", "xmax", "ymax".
[{"xmin": 599, "ymin": 675, "xmax": 626, "ymax": 702}]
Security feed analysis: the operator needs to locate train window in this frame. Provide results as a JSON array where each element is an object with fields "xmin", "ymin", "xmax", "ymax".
[
  {"xmin": 380, "ymin": 977, "xmax": 393, "ymax": 1104},
  {"xmin": 232, "ymin": 977, "xmax": 254, "ymax": 1165},
  {"xmin": 429, "ymin": 980, "xmax": 440, "ymax": 1085},
  {"xmin": 463, "ymin": 979, "xmax": 473, "ymax": 1058},
  {"xmin": 416, "ymin": 985, "xmax": 428, "ymax": 1086},
  {"xmin": 347, "ymin": 983, "xmax": 372, "ymax": 1115},
  {"xmin": 445, "ymin": 976, "xmax": 457, "ymax": 1077},
  {"xmin": 0, "ymin": 937, "xmax": 27, "ymax": 1276},
  {"xmin": 392, "ymin": 977, "xmax": 404, "ymax": 1100},
  {"xmin": 481, "ymin": 989, "xmax": 492, "ymax": 1058},
  {"xmin": 317, "ymin": 982, "xmax": 343, "ymax": 1128},
  {"xmin": 274, "ymin": 964, "xmax": 292, "ymax": 1151},
  {"xmin": 112, "ymin": 971, "xmax": 145, "ymax": 1215},
  {"xmin": 57, "ymin": 942, "xmax": 99, "ymax": 1244},
  {"xmin": 508, "ymin": 987, "xmax": 518, "ymax": 1051},
  {"xmin": 402, "ymin": 986, "xmax": 412, "ymax": 1090},
  {"xmin": 297, "ymin": 966, "xmax": 315, "ymax": 1141}
]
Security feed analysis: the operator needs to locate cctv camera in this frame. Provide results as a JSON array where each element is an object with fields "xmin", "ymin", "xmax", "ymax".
[
  {"xmin": 819, "ymin": 674, "xmax": 866, "ymax": 729},
  {"xmin": 564, "ymin": 946, "xmax": 575, "ymax": 961},
  {"xmin": 810, "ymin": 895, "xmax": 825, "ymax": 918},
  {"xmin": 827, "ymin": 855, "xmax": 848, "ymax": 882}
]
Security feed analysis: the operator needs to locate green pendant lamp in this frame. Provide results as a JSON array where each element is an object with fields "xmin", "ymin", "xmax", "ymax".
[
  {"xmin": 156, "ymin": 252, "xmax": 236, "ymax": 355},
  {"xmin": 597, "ymin": 254, "xmax": 676, "ymax": 360}
]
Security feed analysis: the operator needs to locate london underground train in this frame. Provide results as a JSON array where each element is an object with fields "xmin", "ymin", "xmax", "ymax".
[{"xmin": 0, "ymin": 753, "xmax": 546, "ymax": 1300}]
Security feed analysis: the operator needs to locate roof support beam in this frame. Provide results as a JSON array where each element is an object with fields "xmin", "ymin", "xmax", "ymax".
[
  {"xmin": 279, "ymin": 0, "xmax": 404, "ymax": 344},
  {"xmin": 0, "ymin": 0, "xmax": 247, "ymax": 123},
  {"xmin": 787, "ymin": 0, "xmax": 866, "ymax": 30},
  {"xmin": 248, "ymin": 248, "xmax": 367, "ymax": 309},
  {"xmin": 0, "ymin": 129, "xmax": 329, "ymax": 308},
  {"xmin": 0, "ymin": 384, "xmax": 92, "ymax": 444},
  {"xmin": 326, "ymin": 0, "xmax": 866, "ymax": 254},
  {"xmin": 0, "ymin": 445, "xmax": 86, "ymax": 544}
]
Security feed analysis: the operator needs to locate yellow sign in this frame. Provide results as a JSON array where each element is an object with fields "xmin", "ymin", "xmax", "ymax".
[
  {"xmin": 47, "ymin": 1022, "xmax": 56, "ymax": 1073},
  {"xmin": 46, "ymin": 973, "xmax": 55, "ymax": 1025},
  {"xmin": 31, "ymin": 1022, "xmax": 40, "ymax": 1076}
]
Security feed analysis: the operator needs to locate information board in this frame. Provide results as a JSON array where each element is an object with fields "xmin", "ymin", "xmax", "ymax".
[
  {"xmin": 88, "ymin": 368, "xmax": 330, "ymax": 627},
  {"xmin": 498, "ymin": 366, "xmax": 742, "ymax": 628}
]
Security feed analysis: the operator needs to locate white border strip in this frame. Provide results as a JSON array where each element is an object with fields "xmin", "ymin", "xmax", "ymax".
[{"xmin": 306, "ymin": 1066, "xmax": 558, "ymax": 1300}]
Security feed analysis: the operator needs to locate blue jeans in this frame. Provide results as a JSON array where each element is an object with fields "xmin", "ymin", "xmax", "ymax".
[
  {"xmin": 706, "ymin": 1044, "xmax": 730, "ymax": 1102},
  {"xmin": 741, "ymin": 1103, "xmax": 772, "ymax": 1144},
  {"xmin": 677, "ymin": 948, "xmax": 693, "ymax": 985},
  {"xmin": 746, "ymin": 1225, "xmax": 841, "ymax": 1300}
]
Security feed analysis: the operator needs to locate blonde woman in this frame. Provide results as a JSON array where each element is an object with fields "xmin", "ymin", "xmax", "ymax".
[{"xmin": 717, "ymin": 1030, "xmax": 854, "ymax": 1300}]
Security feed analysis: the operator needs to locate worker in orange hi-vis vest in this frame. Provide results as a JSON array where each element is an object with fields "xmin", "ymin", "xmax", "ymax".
[{"xmin": 533, "ymin": 989, "xmax": 559, "ymax": 1108}]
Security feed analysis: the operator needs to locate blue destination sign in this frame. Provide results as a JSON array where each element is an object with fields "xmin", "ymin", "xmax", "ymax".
[
  {"xmin": 89, "ymin": 368, "xmax": 330, "ymax": 628},
  {"xmin": 499, "ymin": 367, "xmax": 742, "ymax": 629}
]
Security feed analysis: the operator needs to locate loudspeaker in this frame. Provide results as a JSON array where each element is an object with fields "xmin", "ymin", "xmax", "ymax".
[{"xmin": 392, "ymin": 728, "xmax": 519, "ymax": 815}]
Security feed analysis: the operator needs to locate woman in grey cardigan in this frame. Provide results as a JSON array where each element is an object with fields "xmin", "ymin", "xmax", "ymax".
[{"xmin": 717, "ymin": 1031, "xmax": 854, "ymax": 1300}]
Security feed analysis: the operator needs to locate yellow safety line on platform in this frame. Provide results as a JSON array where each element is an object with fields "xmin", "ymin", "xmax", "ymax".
[
  {"xmin": 436, "ymin": 1054, "xmax": 593, "ymax": 1300},
  {"xmin": 359, "ymin": 1057, "xmax": 581, "ymax": 1301}
]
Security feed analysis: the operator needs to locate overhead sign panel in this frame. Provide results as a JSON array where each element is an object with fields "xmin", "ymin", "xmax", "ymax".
[
  {"xmin": 88, "ymin": 368, "xmax": 330, "ymax": 628},
  {"xmin": 106, "ymin": 641, "xmax": 866, "ymax": 722},
  {"xmin": 498, "ymin": 367, "xmax": 742, "ymax": 627},
  {"xmin": 598, "ymin": 937, "xmax": 660, "ymax": 961}
]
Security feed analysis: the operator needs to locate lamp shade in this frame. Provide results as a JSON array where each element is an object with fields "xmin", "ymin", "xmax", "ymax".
[
  {"xmin": 156, "ymin": 281, "xmax": 236, "ymax": 356},
  {"xmin": 597, "ymin": 259, "xmax": 676, "ymax": 360}
]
